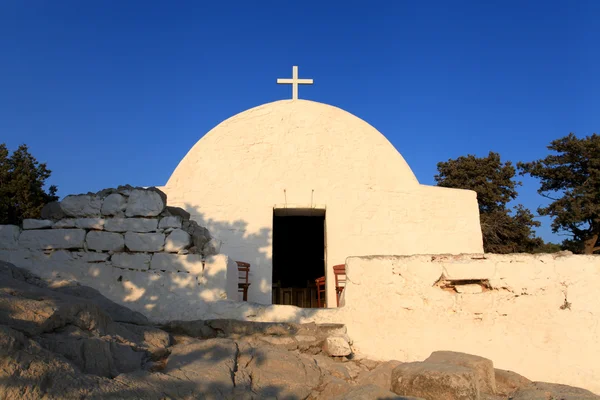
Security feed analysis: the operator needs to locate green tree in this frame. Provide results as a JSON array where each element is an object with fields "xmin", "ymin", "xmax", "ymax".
[
  {"xmin": 518, "ymin": 133, "xmax": 600, "ymax": 254},
  {"xmin": 0, "ymin": 143, "xmax": 58, "ymax": 225},
  {"xmin": 435, "ymin": 151, "xmax": 543, "ymax": 253}
]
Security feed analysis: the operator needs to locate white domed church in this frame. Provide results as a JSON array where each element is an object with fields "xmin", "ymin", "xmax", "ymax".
[{"xmin": 159, "ymin": 67, "xmax": 483, "ymax": 308}]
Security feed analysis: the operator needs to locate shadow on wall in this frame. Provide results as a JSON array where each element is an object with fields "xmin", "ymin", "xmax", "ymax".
[{"xmin": 185, "ymin": 205, "xmax": 272, "ymax": 303}]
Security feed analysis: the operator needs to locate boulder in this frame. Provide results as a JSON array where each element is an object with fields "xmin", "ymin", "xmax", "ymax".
[
  {"xmin": 86, "ymin": 231, "xmax": 125, "ymax": 252},
  {"xmin": 159, "ymin": 216, "xmax": 182, "ymax": 229},
  {"xmin": 323, "ymin": 336, "xmax": 352, "ymax": 357},
  {"xmin": 104, "ymin": 218, "xmax": 158, "ymax": 233},
  {"xmin": 334, "ymin": 384, "xmax": 424, "ymax": 400},
  {"xmin": 41, "ymin": 201, "xmax": 66, "ymax": 220},
  {"xmin": 19, "ymin": 229, "xmax": 86, "ymax": 250},
  {"xmin": 101, "ymin": 193, "xmax": 128, "ymax": 216},
  {"xmin": 164, "ymin": 229, "xmax": 192, "ymax": 252},
  {"xmin": 125, "ymin": 189, "xmax": 166, "ymax": 217},
  {"xmin": 426, "ymin": 351, "xmax": 496, "ymax": 394},
  {"xmin": 392, "ymin": 362, "xmax": 479, "ymax": 400},
  {"xmin": 0, "ymin": 225, "xmax": 20, "ymax": 249},
  {"xmin": 111, "ymin": 253, "xmax": 152, "ymax": 270},
  {"xmin": 60, "ymin": 194, "xmax": 103, "ymax": 217},
  {"xmin": 22, "ymin": 219, "xmax": 53, "ymax": 229},
  {"xmin": 125, "ymin": 232, "xmax": 165, "ymax": 252},
  {"xmin": 163, "ymin": 206, "xmax": 191, "ymax": 220}
]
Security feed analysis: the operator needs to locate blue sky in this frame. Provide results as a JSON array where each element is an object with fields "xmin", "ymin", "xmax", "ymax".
[{"xmin": 1, "ymin": 1, "xmax": 598, "ymax": 243}]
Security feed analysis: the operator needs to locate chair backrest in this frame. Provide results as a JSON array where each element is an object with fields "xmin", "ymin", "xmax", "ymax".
[
  {"xmin": 315, "ymin": 276, "xmax": 326, "ymax": 308},
  {"xmin": 236, "ymin": 261, "xmax": 250, "ymax": 284},
  {"xmin": 333, "ymin": 264, "xmax": 346, "ymax": 288}
]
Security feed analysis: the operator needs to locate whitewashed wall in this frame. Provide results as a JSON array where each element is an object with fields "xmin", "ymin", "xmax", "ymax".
[{"xmin": 160, "ymin": 99, "xmax": 484, "ymax": 307}]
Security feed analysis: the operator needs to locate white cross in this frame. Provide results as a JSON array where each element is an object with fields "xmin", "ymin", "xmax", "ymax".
[{"xmin": 277, "ymin": 66, "xmax": 313, "ymax": 100}]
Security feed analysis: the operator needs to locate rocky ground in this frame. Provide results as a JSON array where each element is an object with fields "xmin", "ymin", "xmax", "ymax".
[{"xmin": 0, "ymin": 260, "xmax": 598, "ymax": 400}]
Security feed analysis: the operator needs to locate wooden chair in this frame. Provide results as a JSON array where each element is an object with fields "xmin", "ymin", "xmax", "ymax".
[
  {"xmin": 236, "ymin": 261, "xmax": 251, "ymax": 301},
  {"xmin": 315, "ymin": 276, "xmax": 326, "ymax": 308},
  {"xmin": 333, "ymin": 264, "xmax": 346, "ymax": 307}
]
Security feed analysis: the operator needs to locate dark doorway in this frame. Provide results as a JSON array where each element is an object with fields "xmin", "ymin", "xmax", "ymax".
[{"xmin": 272, "ymin": 211, "xmax": 325, "ymax": 308}]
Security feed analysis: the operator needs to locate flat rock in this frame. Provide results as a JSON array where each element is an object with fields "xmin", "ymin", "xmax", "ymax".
[
  {"xmin": 125, "ymin": 232, "xmax": 165, "ymax": 252},
  {"xmin": 125, "ymin": 189, "xmax": 166, "ymax": 217},
  {"xmin": 22, "ymin": 219, "xmax": 53, "ymax": 229},
  {"xmin": 72, "ymin": 218, "xmax": 105, "ymax": 230},
  {"xmin": 86, "ymin": 231, "xmax": 124, "ymax": 252},
  {"xmin": 60, "ymin": 194, "xmax": 103, "ymax": 217},
  {"xmin": 392, "ymin": 361, "xmax": 479, "ymax": 400},
  {"xmin": 334, "ymin": 384, "xmax": 424, "ymax": 400},
  {"xmin": 426, "ymin": 350, "xmax": 496, "ymax": 394}
]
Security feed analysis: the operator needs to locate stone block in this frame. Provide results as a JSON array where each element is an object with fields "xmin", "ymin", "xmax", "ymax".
[
  {"xmin": 60, "ymin": 194, "xmax": 103, "ymax": 217},
  {"xmin": 323, "ymin": 336, "xmax": 352, "ymax": 357},
  {"xmin": 0, "ymin": 225, "xmax": 21, "ymax": 249},
  {"xmin": 392, "ymin": 362, "xmax": 479, "ymax": 399},
  {"xmin": 150, "ymin": 252, "xmax": 203, "ymax": 274},
  {"xmin": 101, "ymin": 193, "xmax": 127, "ymax": 216},
  {"xmin": 111, "ymin": 253, "xmax": 151, "ymax": 270},
  {"xmin": 159, "ymin": 216, "xmax": 182, "ymax": 229},
  {"xmin": 163, "ymin": 206, "xmax": 190, "ymax": 220},
  {"xmin": 19, "ymin": 229, "xmax": 86, "ymax": 250},
  {"xmin": 52, "ymin": 219, "xmax": 76, "ymax": 228},
  {"xmin": 73, "ymin": 218, "xmax": 105, "ymax": 230},
  {"xmin": 104, "ymin": 218, "xmax": 158, "ymax": 233},
  {"xmin": 86, "ymin": 231, "xmax": 124, "ymax": 252},
  {"xmin": 125, "ymin": 232, "xmax": 165, "ymax": 252},
  {"xmin": 164, "ymin": 229, "xmax": 191, "ymax": 252},
  {"xmin": 22, "ymin": 219, "xmax": 53, "ymax": 230},
  {"xmin": 41, "ymin": 201, "xmax": 65, "ymax": 220},
  {"xmin": 125, "ymin": 189, "xmax": 166, "ymax": 217}
]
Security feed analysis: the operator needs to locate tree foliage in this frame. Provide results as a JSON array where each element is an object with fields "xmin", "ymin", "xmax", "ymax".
[
  {"xmin": 0, "ymin": 144, "xmax": 58, "ymax": 225},
  {"xmin": 435, "ymin": 151, "xmax": 543, "ymax": 253},
  {"xmin": 518, "ymin": 133, "xmax": 600, "ymax": 254}
]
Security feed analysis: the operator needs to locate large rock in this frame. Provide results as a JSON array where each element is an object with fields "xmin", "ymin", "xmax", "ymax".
[
  {"xmin": 0, "ymin": 225, "xmax": 20, "ymax": 249},
  {"xmin": 104, "ymin": 218, "xmax": 158, "ymax": 233},
  {"xmin": 323, "ymin": 336, "xmax": 352, "ymax": 357},
  {"xmin": 164, "ymin": 229, "xmax": 191, "ymax": 252},
  {"xmin": 60, "ymin": 194, "xmax": 103, "ymax": 217},
  {"xmin": 125, "ymin": 232, "xmax": 165, "ymax": 252},
  {"xmin": 426, "ymin": 351, "xmax": 496, "ymax": 394},
  {"xmin": 86, "ymin": 231, "xmax": 125, "ymax": 252},
  {"xmin": 392, "ymin": 362, "xmax": 479, "ymax": 400},
  {"xmin": 40, "ymin": 201, "xmax": 65, "ymax": 220},
  {"xmin": 512, "ymin": 382, "xmax": 600, "ymax": 400},
  {"xmin": 125, "ymin": 189, "xmax": 166, "ymax": 217},
  {"xmin": 101, "ymin": 193, "xmax": 128, "ymax": 216},
  {"xmin": 333, "ymin": 385, "xmax": 424, "ymax": 400},
  {"xmin": 111, "ymin": 253, "xmax": 152, "ymax": 270},
  {"xmin": 202, "ymin": 237, "xmax": 222, "ymax": 256},
  {"xmin": 19, "ymin": 229, "xmax": 86, "ymax": 250},
  {"xmin": 22, "ymin": 219, "xmax": 53, "ymax": 229},
  {"xmin": 70, "ymin": 218, "xmax": 105, "ymax": 230},
  {"xmin": 357, "ymin": 360, "xmax": 403, "ymax": 391}
]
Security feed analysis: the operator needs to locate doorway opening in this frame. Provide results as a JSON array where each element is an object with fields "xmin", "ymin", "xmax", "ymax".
[{"xmin": 272, "ymin": 208, "xmax": 325, "ymax": 308}]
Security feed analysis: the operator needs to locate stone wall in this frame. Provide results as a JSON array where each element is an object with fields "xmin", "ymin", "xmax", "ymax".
[
  {"xmin": 339, "ymin": 253, "xmax": 600, "ymax": 394},
  {"xmin": 0, "ymin": 186, "xmax": 239, "ymax": 321}
]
